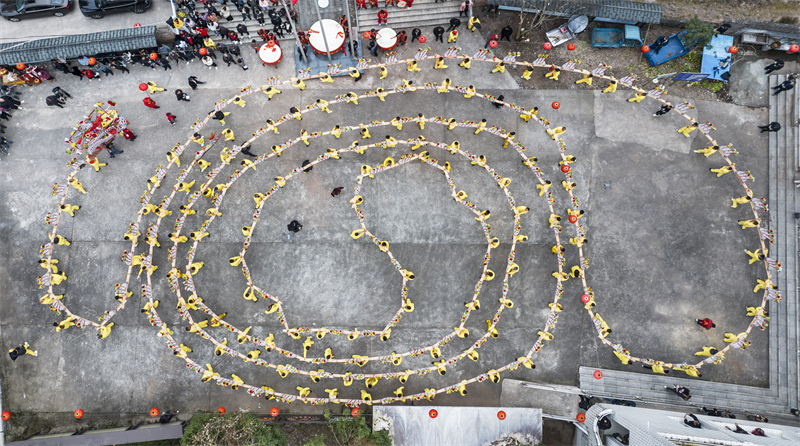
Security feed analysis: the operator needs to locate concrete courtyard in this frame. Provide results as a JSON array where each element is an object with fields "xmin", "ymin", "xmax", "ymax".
[{"xmin": 0, "ymin": 30, "xmax": 774, "ymax": 436}]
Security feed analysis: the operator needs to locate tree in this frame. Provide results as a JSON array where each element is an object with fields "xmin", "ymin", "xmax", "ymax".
[
  {"xmin": 683, "ymin": 14, "xmax": 717, "ymax": 49},
  {"xmin": 515, "ymin": 0, "xmax": 581, "ymax": 41}
]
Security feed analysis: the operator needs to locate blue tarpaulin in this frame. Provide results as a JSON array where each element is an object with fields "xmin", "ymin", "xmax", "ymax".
[{"xmin": 701, "ymin": 34, "xmax": 734, "ymax": 82}]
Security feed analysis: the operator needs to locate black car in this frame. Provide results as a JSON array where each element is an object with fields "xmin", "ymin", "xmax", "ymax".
[
  {"xmin": 79, "ymin": 0, "xmax": 149, "ymax": 19},
  {"xmin": 1, "ymin": 0, "xmax": 71, "ymax": 22}
]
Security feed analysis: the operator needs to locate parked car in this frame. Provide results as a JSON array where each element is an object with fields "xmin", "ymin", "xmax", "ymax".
[
  {"xmin": 78, "ymin": 0, "xmax": 149, "ymax": 19},
  {"xmin": 1, "ymin": 0, "xmax": 71, "ymax": 22}
]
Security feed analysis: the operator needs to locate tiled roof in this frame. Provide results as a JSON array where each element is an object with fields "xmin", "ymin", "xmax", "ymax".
[
  {"xmin": 0, "ymin": 26, "xmax": 157, "ymax": 65},
  {"xmin": 487, "ymin": 0, "xmax": 662, "ymax": 24}
]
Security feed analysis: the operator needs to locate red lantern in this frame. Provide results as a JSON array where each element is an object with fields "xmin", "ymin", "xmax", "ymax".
[
  {"xmin": 497, "ymin": 411, "xmax": 506, "ymax": 420},
  {"xmin": 593, "ymin": 370, "xmax": 603, "ymax": 380},
  {"xmin": 543, "ymin": 42, "xmax": 552, "ymax": 50},
  {"xmin": 568, "ymin": 215, "xmax": 577, "ymax": 223},
  {"xmin": 1, "ymin": 411, "xmax": 10, "ymax": 421},
  {"xmin": 216, "ymin": 407, "xmax": 226, "ymax": 416},
  {"xmin": 15, "ymin": 63, "xmax": 25, "ymax": 70},
  {"xmin": 580, "ymin": 294, "xmax": 590, "ymax": 303},
  {"xmin": 789, "ymin": 44, "xmax": 800, "ymax": 54},
  {"xmin": 641, "ymin": 45, "xmax": 650, "ymax": 53},
  {"xmin": 577, "ymin": 413, "xmax": 586, "ymax": 422},
  {"xmin": 270, "ymin": 407, "xmax": 279, "ymax": 417},
  {"xmin": 351, "ymin": 408, "xmax": 361, "ymax": 417},
  {"xmin": 551, "ymin": 101, "xmax": 560, "ymax": 109},
  {"xmin": 362, "ymin": 31, "xmax": 370, "ymax": 39},
  {"xmin": 87, "ymin": 57, "xmax": 96, "ymax": 65},
  {"xmin": 429, "ymin": 409, "xmax": 438, "ymax": 418},
  {"xmin": 567, "ymin": 43, "xmax": 576, "ymax": 51},
  {"xmin": 489, "ymin": 39, "xmax": 497, "ymax": 48},
  {"xmin": 419, "ymin": 36, "xmax": 427, "ymax": 44},
  {"xmin": 149, "ymin": 53, "xmax": 158, "ymax": 61},
  {"xmin": 133, "ymin": 23, "xmax": 141, "ymax": 28},
  {"xmin": 199, "ymin": 48, "xmax": 208, "ymax": 56},
  {"xmin": 74, "ymin": 409, "xmax": 84, "ymax": 419},
  {"xmin": 138, "ymin": 83, "xmax": 148, "ymax": 91},
  {"xmin": 561, "ymin": 165, "xmax": 570, "ymax": 173},
  {"xmin": 150, "ymin": 408, "xmax": 159, "ymax": 417},
  {"xmin": 727, "ymin": 46, "xmax": 738, "ymax": 54}
]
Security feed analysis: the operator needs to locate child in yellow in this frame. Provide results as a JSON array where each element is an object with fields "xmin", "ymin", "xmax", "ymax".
[
  {"xmin": 60, "ymin": 204, "xmax": 80, "ymax": 217},
  {"xmin": 710, "ymin": 165, "xmax": 733, "ymax": 177},
  {"xmin": 521, "ymin": 66, "xmax": 533, "ymax": 80},
  {"xmin": 437, "ymin": 78, "xmax": 451, "ymax": 93},
  {"xmin": 731, "ymin": 195, "xmax": 752, "ymax": 208},
  {"xmin": 232, "ymin": 96, "xmax": 246, "ymax": 107},
  {"xmin": 695, "ymin": 145, "xmax": 719, "ymax": 157},
  {"xmin": 723, "ymin": 332, "xmax": 746, "ymax": 343},
  {"xmin": 434, "ymin": 57, "xmax": 448, "ymax": 69},
  {"xmin": 677, "ymin": 123, "xmax": 699, "ymax": 137},
  {"xmin": 69, "ymin": 177, "xmax": 86, "ymax": 194},
  {"xmin": 547, "ymin": 126, "xmax": 566, "ymax": 140},
  {"xmin": 263, "ymin": 86, "xmax": 281, "ymax": 100},
  {"xmin": 379, "ymin": 66, "xmax": 388, "ymax": 79},
  {"xmin": 575, "ymin": 73, "xmax": 592, "ymax": 85},
  {"xmin": 316, "ymin": 99, "xmax": 331, "ymax": 113},
  {"xmin": 545, "ymin": 68, "xmax": 560, "ymax": 80},
  {"xmin": 602, "ymin": 80, "xmax": 617, "ymax": 93},
  {"xmin": 459, "ymin": 57, "xmax": 471, "ymax": 69},
  {"xmin": 346, "ymin": 92, "xmax": 359, "ymax": 105},
  {"xmin": 331, "ymin": 125, "xmax": 343, "ymax": 138},
  {"xmin": 407, "ymin": 60, "xmax": 421, "ymax": 72},
  {"xmin": 468, "ymin": 16, "xmax": 480, "ymax": 31},
  {"xmin": 146, "ymin": 81, "xmax": 165, "ymax": 94},
  {"xmin": 291, "ymin": 78, "xmax": 305, "ymax": 90},
  {"xmin": 745, "ymin": 249, "xmax": 765, "ymax": 264},
  {"xmin": 448, "ymin": 30, "xmax": 458, "ymax": 43},
  {"xmin": 491, "ymin": 62, "xmax": 505, "ymax": 73},
  {"xmin": 738, "ymin": 219, "xmax": 759, "ymax": 229},
  {"xmin": 695, "ymin": 346, "xmax": 718, "ymax": 356},
  {"xmin": 417, "ymin": 113, "xmax": 426, "ymax": 129}
]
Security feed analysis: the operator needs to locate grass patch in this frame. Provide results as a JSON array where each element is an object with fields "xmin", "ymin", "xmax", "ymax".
[{"xmin": 181, "ymin": 413, "xmax": 286, "ymax": 446}]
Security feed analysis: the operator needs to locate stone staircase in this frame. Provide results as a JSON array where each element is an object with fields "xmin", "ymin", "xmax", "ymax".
[
  {"xmin": 207, "ymin": 11, "xmax": 295, "ymax": 45},
  {"xmin": 767, "ymin": 73, "xmax": 799, "ymax": 413},
  {"xmin": 356, "ymin": 0, "xmax": 463, "ymax": 32}
]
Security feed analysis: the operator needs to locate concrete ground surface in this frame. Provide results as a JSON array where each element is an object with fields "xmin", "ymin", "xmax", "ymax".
[{"xmin": 0, "ymin": 24, "xmax": 777, "ymax": 439}]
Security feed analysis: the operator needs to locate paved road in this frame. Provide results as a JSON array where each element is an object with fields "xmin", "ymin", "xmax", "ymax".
[{"xmin": 0, "ymin": 28, "xmax": 780, "ymax": 438}]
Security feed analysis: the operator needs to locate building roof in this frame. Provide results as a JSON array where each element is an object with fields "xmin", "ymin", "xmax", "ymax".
[
  {"xmin": 0, "ymin": 26, "xmax": 157, "ymax": 65},
  {"xmin": 488, "ymin": 0, "xmax": 662, "ymax": 24}
]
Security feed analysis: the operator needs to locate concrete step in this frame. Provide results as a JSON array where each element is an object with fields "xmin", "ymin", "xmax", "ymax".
[{"xmin": 356, "ymin": 1, "xmax": 462, "ymax": 30}]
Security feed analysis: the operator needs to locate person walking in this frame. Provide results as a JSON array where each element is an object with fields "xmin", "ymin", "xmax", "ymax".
[
  {"xmin": 500, "ymin": 25, "xmax": 513, "ymax": 41},
  {"xmin": 411, "ymin": 27, "xmax": 421, "ymax": 42},
  {"xmin": 52, "ymin": 86, "xmax": 71, "ymax": 101},
  {"xmin": 764, "ymin": 58, "xmax": 783, "ymax": 74},
  {"xmin": 288, "ymin": 220, "xmax": 303, "ymax": 233},
  {"xmin": 331, "ymin": 187, "xmax": 343, "ymax": 197},
  {"xmin": 106, "ymin": 141, "xmax": 124, "ymax": 158},
  {"xmin": 188, "ymin": 75, "xmax": 205, "ymax": 90},
  {"xmin": 758, "ymin": 122, "xmax": 781, "ymax": 132},
  {"xmin": 166, "ymin": 113, "xmax": 178, "ymax": 125},
  {"xmin": 143, "ymin": 97, "xmax": 160, "ymax": 109},
  {"xmin": 696, "ymin": 318, "xmax": 715, "ymax": 329},
  {"xmin": 147, "ymin": 81, "xmax": 166, "ymax": 94},
  {"xmin": 45, "ymin": 95, "xmax": 64, "ymax": 108},
  {"xmin": 95, "ymin": 60, "xmax": 114, "ymax": 76},
  {"xmin": 772, "ymin": 79, "xmax": 795, "ymax": 95},
  {"xmin": 653, "ymin": 104, "xmax": 672, "ymax": 117},
  {"xmin": 175, "ymin": 89, "xmax": 191, "ymax": 102},
  {"xmin": 433, "ymin": 26, "xmax": 445, "ymax": 43},
  {"xmin": 446, "ymin": 17, "xmax": 461, "ymax": 32},
  {"xmin": 8, "ymin": 342, "xmax": 37, "ymax": 360}
]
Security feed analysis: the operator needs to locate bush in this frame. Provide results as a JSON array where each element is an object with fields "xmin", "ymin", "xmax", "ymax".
[
  {"xmin": 777, "ymin": 16, "xmax": 799, "ymax": 25},
  {"xmin": 181, "ymin": 413, "xmax": 286, "ymax": 446},
  {"xmin": 328, "ymin": 415, "xmax": 391, "ymax": 446},
  {"xmin": 683, "ymin": 14, "xmax": 717, "ymax": 49}
]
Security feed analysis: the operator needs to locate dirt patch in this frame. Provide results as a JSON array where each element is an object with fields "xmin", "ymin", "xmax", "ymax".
[
  {"xmin": 475, "ymin": 9, "xmax": 734, "ymax": 102},
  {"xmin": 656, "ymin": 0, "xmax": 800, "ymax": 24}
]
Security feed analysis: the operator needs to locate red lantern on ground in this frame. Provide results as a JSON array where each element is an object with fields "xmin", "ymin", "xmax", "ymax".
[
  {"xmin": 429, "ymin": 409, "xmax": 438, "ymax": 418},
  {"xmin": 87, "ymin": 57, "xmax": 96, "ymax": 65},
  {"xmin": 74, "ymin": 409, "xmax": 84, "ymax": 419},
  {"xmin": 497, "ymin": 411, "xmax": 506, "ymax": 420},
  {"xmin": 594, "ymin": 370, "xmax": 603, "ymax": 380},
  {"xmin": 419, "ymin": 35, "xmax": 427, "ymax": 44},
  {"xmin": 1, "ymin": 411, "xmax": 10, "ymax": 421},
  {"xmin": 149, "ymin": 53, "xmax": 158, "ymax": 60},
  {"xmin": 641, "ymin": 45, "xmax": 650, "ymax": 53},
  {"xmin": 270, "ymin": 407, "xmax": 279, "ymax": 417},
  {"xmin": 489, "ymin": 39, "xmax": 497, "ymax": 48},
  {"xmin": 567, "ymin": 43, "xmax": 576, "ymax": 51},
  {"xmin": 727, "ymin": 46, "xmax": 738, "ymax": 54},
  {"xmin": 150, "ymin": 408, "xmax": 159, "ymax": 417},
  {"xmin": 351, "ymin": 408, "xmax": 360, "ymax": 417},
  {"xmin": 552, "ymin": 101, "xmax": 560, "ymax": 109},
  {"xmin": 789, "ymin": 44, "xmax": 800, "ymax": 54},
  {"xmin": 568, "ymin": 215, "xmax": 578, "ymax": 223},
  {"xmin": 362, "ymin": 31, "xmax": 370, "ymax": 39},
  {"xmin": 199, "ymin": 48, "xmax": 208, "ymax": 56},
  {"xmin": 216, "ymin": 407, "xmax": 226, "ymax": 416},
  {"xmin": 15, "ymin": 63, "xmax": 25, "ymax": 70},
  {"xmin": 138, "ymin": 83, "xmax": 148, "ymax": 91},
  {"xmin": 577, "ymin": 413, "xmax": 586, "ymax": 422},
  {"xmin": 543, "ymin": 42, "xmax": 552, "ymax": 50},
  {"xmin": 580, "ymin": 294, "xmax": 590, "ymax": 303},
  {"xmin": 561, "ymin": 165, "xmax": 570, "ymax": 173},
  {"xmin": 133, "ymin": 22, "xmax": 141, "ymax": 28}
]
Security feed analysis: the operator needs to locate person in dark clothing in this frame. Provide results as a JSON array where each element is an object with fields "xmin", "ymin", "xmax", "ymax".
[
  {"xmin": 433, "ymin": 26, "xmax": 445, "ymax": 43},
  {"xmin": 188, "ymin": 76, "xmax": 205, "ymax": 90},
  {"xmin": 222, "ymin": 52, "xmax": 234, "ymax": 66},
  {"xmin": 716, "ymin": 23, "xmax": 731, "ymax": 33},
  {"xmin": 331, "ymin": 187, "xmax": 343, "ymax": 197},
  {"xmin": 106, "ymin": 141, "xmax": 123, "ymax": 158},
  {"xmin": 653, "ymin": 104, "xmax": 672, "ymax": 117},
  {"xmin": 159, "ymin": 412, "xmax": 177, "ymax": 423},
  {"xmin": 759, "ymin": 122, "xmax": 781, "ymax": 132},
  {"xmin": 287, "ymin": 220, "xmax": 303, "ymax": 233},
  {"xmin": 52, "ymin": 86, "xmax": 71, "ymax": 101},
  {"xmin": 597, "ymin": 417, "xmax": 612, "ymax": 430},
  {"xmin": 492, "ymin": 94, "xmax": 505, "ymax": 108},
  {"xmin": 0, "ymin": 96, "xmax": 21, "ymax": 110},
  {"xmin": 666, "ymin": 385, "xmax": 691, "ymax": 400},
  {"xmin": 772, "ymin": 79, "xmax": 795, "ymax": 95},
  {"xmin": 113, "ymin": 59, "xmax": 130, "ymax": 73},
  {"xmin": 369, "ymin": 38, "xmax": 378, "ymax": 57},
  {"xmin": 500, "ymin": 25, "xmax": 513, "ymax": 41},
  {"xmin": 175, "ymin": 89, "xmax": 191, "ymax": 102},
  {"xmin": 237, "ymin": 23, "xmax": 249, "ymax": 36},
  {"xmin": 301, "ymin": 159, "xmax": 313, "ymax": 172},
  {"xmin": 727, "ymin": 424, "xmax": 748, "ymax": 434},
  {"xmin": 52, "ymin": 59, "xmax": 70, "ymax": 74},
  {"xmin": 651, "ymin": 35, "xmax": 669, "ymax": 54},
  {"xmin": 446, "ymin": 17, "xmax": 461, "ymax": 32},
  {"xmin": 684, "ymin": 413, "xmax": 702, "ymax": 428},
  {"xmin": 45, "ymin": 95, "xmax": 64, "ymax": 108},
  {"xmin": 9, "ymin": 343, "xmax": 36, "ymax": 360},
  {"xmin": 702, "ymin": 407, "xmax": 722, "ymax": 417},
  {"xmin": 411, "ymin": 27, "xmax": 422, "ymax": 42}
]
